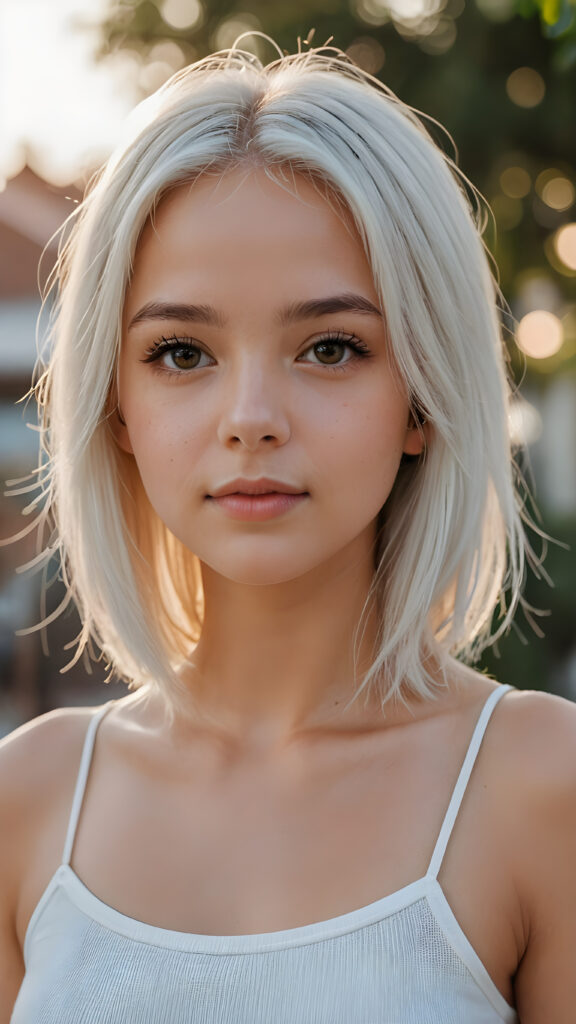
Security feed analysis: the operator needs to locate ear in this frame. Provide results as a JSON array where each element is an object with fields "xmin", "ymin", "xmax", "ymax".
[
  {"xmin": 110, "ymin": 406, "xmax": 134, "ymax": 454},
  {"xmin": 402, "ymin": 410, "xmax": 428, "ymax": 457}
]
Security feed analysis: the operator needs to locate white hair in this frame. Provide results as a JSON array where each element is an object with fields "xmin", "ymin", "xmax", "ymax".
[{"xmin": 21, "ymin": 41, "xmax": 531, "ymax": 711}]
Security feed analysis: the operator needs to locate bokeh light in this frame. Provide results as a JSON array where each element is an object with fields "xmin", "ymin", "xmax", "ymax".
[
  {"xmin": 475, "ymin": 0, "xmax": 514, "ymax": 20},
  {"xmin": 354, "ymin": 0, "xmax": 451, "ymax": 32},
  {"xmin": 516, "ymin": 310, "xmax": 564, "ymax": 358},
  {"xmin": 214, "ymin": 14, "xmax": 262, "ymax": 51},
  {"xmin": 161, "ymin": 0, "xmax": 203, "ymax": 31},
  {"xmin": 554, "ymin": 224, "xmax": 576, "ymax": 271},
  {"xmin": 388, "ymin": 0, "xmax": 435, "ymax": 16},
  {"xmin": 506, "ymin": 67, "xmax": 546, "ymax": 108},
  {"xmin": 355, "ymin": 0, "xmax": 392, "ymax": 27},
  {"xmin": 508, "ymin": 397, "xmax": 543, "ymax": 447},
  {"xmin": 537, "ymin": 172, "xmax": 575, "ymax": 211},
  {"xmin": 500, "ymin": 166, "xmax": 531, "ymax": 199},
  {"xmin": 148, "ymin": 40, "xmax": 187, "ymax": 71},
  {"xmin": 346, "ymin": 37, "xmax": 386, "ymax": 75},
  {"xmin": 419, "ymin": 17, "xmax": 457, "ymax": 53}
]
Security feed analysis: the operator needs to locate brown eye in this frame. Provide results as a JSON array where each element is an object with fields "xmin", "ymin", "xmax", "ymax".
[
  {"xmin": 170, "ymin": 346, "xmax": 202, "ymax": 370},
  {"xmin": 298, "ymin": 333, "xmax": 370, "ymax": 369},
  {"xmin": 142, "ymin": 338, "xmax": 214, "ymax": 372},
  {"xmin": 312, "ymin": 340, "xmax": 348, "ymax": 364}
]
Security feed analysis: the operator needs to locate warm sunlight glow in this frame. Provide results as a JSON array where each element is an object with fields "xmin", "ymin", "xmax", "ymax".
[
  {"xmin": 0, "ymin": 0, "xmax": 137, "ymax": 183},
  {"xmin": 554, "ymin": 224, "xmax": 576, "ymax": 270},
  {"xmin": 516, "ymin": 310, "xmax": 564, "ymax": 359}
]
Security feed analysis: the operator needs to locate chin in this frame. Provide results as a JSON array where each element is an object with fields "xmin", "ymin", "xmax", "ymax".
[
  {"xmin": 198, "ymin": 542, "xmax": 334, "ymax": 588},
  {"xmin": 205, "ymin": 560, "xmax": 315, "ymax": 588}
]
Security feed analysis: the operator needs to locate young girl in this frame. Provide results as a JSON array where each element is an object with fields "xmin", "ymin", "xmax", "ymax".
[{"xmin": 2, "ymin": 40, "xmax": 575, "ymax": 1024}]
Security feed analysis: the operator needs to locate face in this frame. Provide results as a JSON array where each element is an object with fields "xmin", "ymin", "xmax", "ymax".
[{"xmin": 117, "ymin": 167, "xmax": 423, "ymax": 586}]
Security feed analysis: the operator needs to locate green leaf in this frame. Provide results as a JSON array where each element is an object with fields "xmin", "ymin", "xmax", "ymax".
[{"xmin": 541, "ymin": 0, "xmax": 562, "ymax": 24}]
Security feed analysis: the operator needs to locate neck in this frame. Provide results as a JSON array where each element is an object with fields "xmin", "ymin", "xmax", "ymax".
[{"xmin": 180, "ymin": 546, "xmax": 383, "ymax": 749}]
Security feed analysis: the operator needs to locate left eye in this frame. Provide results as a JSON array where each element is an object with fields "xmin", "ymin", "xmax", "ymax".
[
  {"xmin": 299, "ymin": 335, "xmax": 369, "ymax": 366},
  {"xmin": 163, "ymin": 345, "xmax": 207, "ymax": 370}
]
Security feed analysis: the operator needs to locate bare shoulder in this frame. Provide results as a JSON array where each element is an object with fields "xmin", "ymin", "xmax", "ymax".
[
  {"xmin": 0, "ymin": 694, "xmax": 147, "ymax": 859},
  {"xmin": 480, "ymin": 686, "xmax": 576, "ymax": 830},
  {"xmin": 0, "ymin": 704, "xmax": 100, "ymax": 811},
  {"xmin": 0, "ymin": 705, "xmax": 107, "ymax": 881},
  {"xmin": 448, "ymin": 665, "xmax": 576, "ymax": 786},
  {"xmin": 491, "ymin": 687, "xmax": 576, "ymax": 788},
  {"xmin": 489, "ymin": 690, "xmax": 576, "ymax": 1019}
]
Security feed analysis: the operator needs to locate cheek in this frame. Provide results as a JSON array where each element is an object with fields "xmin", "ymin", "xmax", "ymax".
[
  {"xmin": 127, "ymin": 388, "xmax": 204, "ymax": 454},
  {"xmin": 325, "ymin": 396, "xmax": 408, "ymax": 488},
  {"xmin": 124, "ymin": 404, "xmax": 203, "ymax": 506}
]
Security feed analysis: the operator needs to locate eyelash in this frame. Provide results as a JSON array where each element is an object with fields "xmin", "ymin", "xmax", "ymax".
[{"xmin": 141, "ymin": 331, "xmax": 372, "ymax": 374}]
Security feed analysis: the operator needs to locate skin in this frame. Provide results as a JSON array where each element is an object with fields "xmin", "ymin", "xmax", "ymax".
[{"xmin": 1, "ymin": 167, "xmax": 576, "ymax": 1021}]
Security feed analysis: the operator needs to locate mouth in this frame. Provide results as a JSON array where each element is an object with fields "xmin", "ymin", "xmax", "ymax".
[
  {"xmin": 206, "ymin": 480, "xmax": 309, "ymax": 521},
  {"xmin": 207, "ymin": 478, "xmax": 308, "ymax": 499}
]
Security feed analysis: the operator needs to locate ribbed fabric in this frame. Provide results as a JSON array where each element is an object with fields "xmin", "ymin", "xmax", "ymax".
[{"xmin": 12, "ymin": 686, "xmax": 518, "ymax": 1024}]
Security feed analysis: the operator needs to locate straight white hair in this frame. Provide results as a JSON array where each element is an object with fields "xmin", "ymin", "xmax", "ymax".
[{"xmin": 21, "ymin": 41, "xmax": 531, "ymax": 712}]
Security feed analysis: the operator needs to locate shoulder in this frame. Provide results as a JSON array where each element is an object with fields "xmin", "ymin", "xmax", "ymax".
[
  {"xmin": 0, "ymin": 692, "xmax": 152, "ymax": 817},
  {"xmin": 491, "ymin": 687, "xmax": 576, "ymax": 790},
  {"xmin": 0, "ymin": 705, "xmax": 107, "ymax": 890},
  {"xmin": 487, "ymin": 689, "xmax": 576, "ymax": 912},
  {"xmin": 448, "ymin": 667, "xmax": 576, "ymax": 784},
  {"xmin": 489, "ymin": 691, "xmax": 576, "ymax": 1016},
  {"xmin": 0, "ymin": 704, "xmax": 101, "ymax": 804},
  {"xmin": 481, "ymin": 687, "xmax": 576, "ymax": 823}
]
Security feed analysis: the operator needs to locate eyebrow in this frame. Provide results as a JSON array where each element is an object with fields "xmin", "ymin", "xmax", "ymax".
[
  {"xmin": 128, "ymin": 302, "xmax": 226, "ymax": 330},
  {"xmin": 127, "ymin": 293, "xmax": 383, "ymax": 330}
]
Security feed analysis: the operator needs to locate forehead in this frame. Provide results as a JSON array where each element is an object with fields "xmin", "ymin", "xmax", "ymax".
[
  {"xmin": 142, "ymin": 166, "xmax": 358, "ymax": 248},
  {"xmin": 124, "ymin": 167, "xmax": 378, "ymax": 318}
]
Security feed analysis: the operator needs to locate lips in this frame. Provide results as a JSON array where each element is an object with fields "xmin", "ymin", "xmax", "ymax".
[
  {"xmin": 208, "ymin": 478, "xmax": 308, "ymax": 498},
  {"xmin": 206, "ymin": 479, "xmax": 309, "ymax": 522}
]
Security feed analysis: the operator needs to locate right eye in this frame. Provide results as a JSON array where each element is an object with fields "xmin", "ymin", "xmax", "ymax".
[{"xmin": 141, "ymin": 337, "xmax": 215, "ymax": 372}]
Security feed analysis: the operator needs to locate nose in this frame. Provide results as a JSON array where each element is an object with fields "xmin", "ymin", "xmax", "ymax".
[{"xmin": 216, "ymin": 360, "xmax": 291, "ymax": 451}]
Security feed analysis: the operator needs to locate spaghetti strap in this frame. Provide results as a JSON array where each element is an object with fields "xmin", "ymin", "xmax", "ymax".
[
  {"xmin": 61, "ymin": 701, "xmax": 117, "ymax": 866},
  {"xmin": 426, "ymin": 684, "xmax": 512, "ymax": 880}
]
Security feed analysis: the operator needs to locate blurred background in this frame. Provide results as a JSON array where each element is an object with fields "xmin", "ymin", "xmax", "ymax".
[{"xmin": 0, "ymin": 0, "xmax": 575, "ymax": 733}]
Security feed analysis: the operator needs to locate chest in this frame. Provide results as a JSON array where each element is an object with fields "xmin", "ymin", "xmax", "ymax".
[
  {"xmin": 23, "ymin": 725, "xmax": 521, "ymax": 1008},
  {"xmin": 79, "ymin": 744, "xmax": 441, "ymax": 928}
]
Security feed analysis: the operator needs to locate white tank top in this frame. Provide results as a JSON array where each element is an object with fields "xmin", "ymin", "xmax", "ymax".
[{"xmin": 12, "ymin": 685, "xmax": 518, "ymax": 1023}]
